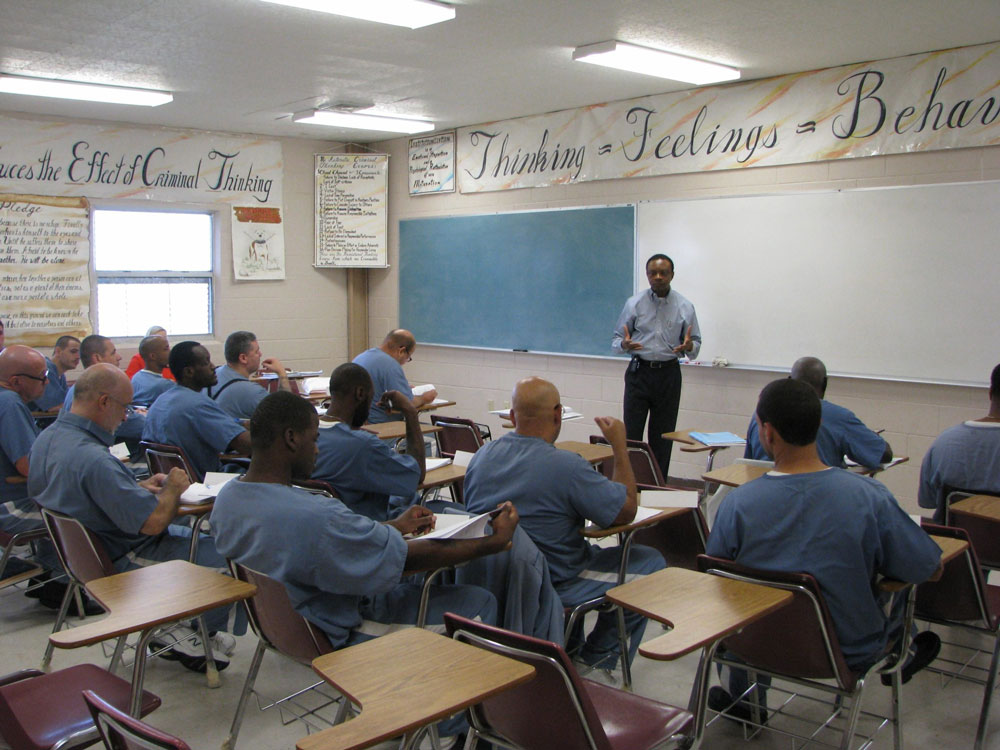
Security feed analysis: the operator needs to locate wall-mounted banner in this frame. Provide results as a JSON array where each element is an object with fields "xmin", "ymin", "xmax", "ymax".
[
  {"xmin": 408, "ymin": 131, "xmax": 456, "ymax": 195},
  {"xmin": 0, "ymin": 115, "xmax": 282, "ymax": 204},
  {"xmin": 0, "ymin": 194, "xmax": 91, "ymax": 348},
  {"xmin": 458, "ymin": 41, "xmax": 1000, "ymax": 193},
  {"xmin": 314, "ymin": 153, "xmax": 388, "ymax": 268},
  {"xmin": 231, "ymin": 205, "xmax": 285, "ymax": 280}
]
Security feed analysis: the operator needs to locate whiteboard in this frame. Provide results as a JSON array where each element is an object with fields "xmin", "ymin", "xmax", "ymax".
[{"xmin": 637, "ymin": 182, "xmax": 1000, "ymax": 386}]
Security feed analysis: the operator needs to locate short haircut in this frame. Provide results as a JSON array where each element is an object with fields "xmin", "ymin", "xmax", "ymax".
[
  {"xmin": 224, "ymin": 331, "xmax": 257, "ymax": 364},
  {"xmin": 646, "ymin": 254, "xmax": 674, "ymax": 273},
  {"xmin": 54, "ymin": 335, "xmax": 79, "ymax": 350},
  {"xmin": 79, "ymin": 335, "xmax": 111, "ymax": 367},
  {"xmin": 382, "ymin": 329, "xmax": 414, "ymax": 351},
  {"xmin": 138, "ymin": 335, "xmax": 162, "ymax": 360},
  {"xmin": 250, "ymin": 391, "xmax": 316, "ymax": 451},
  {"xmin": 992, "ymin": 363, "xmax": 1000, "ymax": 395},
  {"xmin": 329, "ymin": 362, "xmax": 372, "ymax": 397},
  {"xmin": 146, "ymin": 325, "xmax": 166, "ymax": 337},
  {"xmin": 755, "ymin": 378, "xmax": 822, "ymax": 447},
  {"xmin": 168, "ymin": 341, "xmax": 203, "ymax": 379}
]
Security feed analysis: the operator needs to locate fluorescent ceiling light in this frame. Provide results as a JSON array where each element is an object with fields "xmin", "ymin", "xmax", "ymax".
[
  {"xmin": 0, "ymin": 74, "xmax": 172, "ymax": 106},
  {"xmin": 293, "ymin": 109, "xmax": 434, "ymax": 134},
  {"xmin": 572, "ymin": 40, "xmax": 740, "ymax": 86},
  {"xmin": 261, "ymin": 0, "xmax": 454, "ymax": 28}
]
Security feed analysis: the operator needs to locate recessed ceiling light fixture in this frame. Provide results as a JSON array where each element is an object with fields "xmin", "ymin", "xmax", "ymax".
[
  {"xmin": 0, "ymin": 74, "xmax": 173, "ymax": 106},
  {"xmin": 261, "ymin": 0, "xmax": 454, "ymax": 29},
  {"xmin": 572, "ymin": 40, "xmax": 740, "ymax": 85},
  {"xmin": 293, "ymin": 109, "xmax": 435, "ymax": 134}
]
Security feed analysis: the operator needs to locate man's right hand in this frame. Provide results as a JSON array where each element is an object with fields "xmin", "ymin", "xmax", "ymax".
[
  {"xmin": 163, "ymin": 467, "xmax": 191, "ymax": 495},
  {"xmin": 594, "ymin": 415, "xmax": 628, "ymax": 448},
  {"xmin": 622, "ymin": 326, "xmax": 643, "ymax": 351},
  {"xmin": 378, "ymin": 389, "xmax": 418, "ymax": 417},
  {"xmin": 488, "ymin": 501, "xmax": 519, "ymax": 551}
]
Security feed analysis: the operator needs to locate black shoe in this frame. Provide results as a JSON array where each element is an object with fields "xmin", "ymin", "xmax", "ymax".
[
  {"xmin": 30, "ymin": 578, "xmax": 104, "ymax": 617},
  {"xmin": 881, "ymin": 631, "xmax": 941, "ymax": 685},
  {"xmin": 708, "ymin": 686, "xmax": 769, "ymax": 726}
]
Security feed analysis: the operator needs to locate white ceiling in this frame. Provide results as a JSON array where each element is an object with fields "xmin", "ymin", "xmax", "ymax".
[{"xmin": 1, "ymin": 0, "xmax": 999, "ymax": 142}]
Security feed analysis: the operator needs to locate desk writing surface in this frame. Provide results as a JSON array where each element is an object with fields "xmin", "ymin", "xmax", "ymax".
[
  {"xmin": 879, "ymin": 534, "xmax": 968, "ymax": 591},
  {"xmin": 298, "ymin": 628, "xmax": 534, "ymax": 750},
  {"xmin": 607, "ymin": 567, "xmax": 792, "ymax": 660},
  {"xmin": 950, "ymin": 495, "xmax": 1000, "ymax": 522},
  {"xmin": 361, "ymin": 421, "xmax": 442, "ymax": 441},
  {"xmin": 555, "ymin": 440, "xmax": 613, "ymax": 465},
  {"xmin": 702, "ymin": 463, "xmax": 769, "ymax": 488},
  {"xmin": 417, "ymin": 399, "xmax": 456, "ymax": 413},
  {"xmin": 581, "ymin": 506, "xmax": 689, "ymax": 538},
  {"xmin": 664, "ymin": 430, "xmax": 743, "ymax": 454},
  {"xmin": 418, "ymin": 463, "xmax": 466, "ymax": 490},
  {"xmin": 49, "ymin": 560, "xmax": 256, "ymax": 648}
]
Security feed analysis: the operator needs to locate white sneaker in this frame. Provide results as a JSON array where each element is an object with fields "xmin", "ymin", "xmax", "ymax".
[
  {"xmin": 211, "ymin": 631, "xmax": 237, "ymax": 656},
  {"xmin": 150, "ymin": 624, "xmax": 230, "ymax": 673}
]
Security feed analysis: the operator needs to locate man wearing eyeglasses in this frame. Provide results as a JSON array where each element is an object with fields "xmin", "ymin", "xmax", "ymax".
[
  {"xmin": 352, "ymin": 329, "xmax": 437, "ymax": 424},
  {"xmin": 0, "ymin": 346, "xmax": 54, "ymax": 575}
]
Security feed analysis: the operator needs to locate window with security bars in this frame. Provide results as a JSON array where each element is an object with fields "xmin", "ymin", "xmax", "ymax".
[{"xmin": 93, "ymin": 208, "xmax": 214, "ymax": 337}]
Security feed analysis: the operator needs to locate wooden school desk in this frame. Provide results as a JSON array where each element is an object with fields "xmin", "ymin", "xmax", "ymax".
[
  {"xmin": 417, "ymin": 399, "xmax": 457, "ymax": 413},
  {"xmin": 296, "ymin": 628, "xmax": 535, "ymax": 750},
  {"xmin": 701, "ymin": 462, "xmax": 769, "ymax": 488},
  {"xmin": 417, "ymin": 463, "xmax": 466, "ymax": 505},
  {"xmin": 663, "ymin": 430, "xmax": 745, "ymax": 474},
  {"xmin": 607, "ymin": 567, "xmax": 793, "ymax": 746},
  {"xmin": 48, "ymin": 560, "xmax": 256, "ymax": 716},
  {"xmin": 361, "ymin": 421, "xmax": 442, "ymax": 441},
  {"xmin": 555, "ymin": 440, "xmax": 614, "ymax": 465}
]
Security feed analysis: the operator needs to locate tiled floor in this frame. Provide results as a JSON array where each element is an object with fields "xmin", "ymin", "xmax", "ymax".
[{"xmin": 1, "ymin": 579, "xmax": 995, "ymax": 749}]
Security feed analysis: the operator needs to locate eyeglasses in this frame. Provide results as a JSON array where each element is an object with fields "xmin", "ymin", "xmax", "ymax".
[
  {"xmin": 15, "ymin": 372, "xmax": 48, "ymax": 383},
  {"xmin": 100, "ymin": 392, "xmax": 130, "ymax": 411}
]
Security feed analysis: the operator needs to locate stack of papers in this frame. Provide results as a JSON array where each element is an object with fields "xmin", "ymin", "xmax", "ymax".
[
  {"xmin": 408, "ymin": 511, "xmax": 496, "ymax": 540},
  {"xmin": 689, "ymin": 431, "xmax": 745, "ymax": 447},
  {"xmin": 287, "ymin": 370, "xmax": 323, "ymax": 378},
  {"xmin": 180, "ymin": 472, "xmax": 238, "ymax": 505},
  {"xmin": 108, "ymin": 443, "xmax": 130, "ymax": 460},
  {"xmin": 640, "ymin": 489, "xmax": 700, "ymax": 509},
  {"xmin": 490, "ymin": 405, "xmax": 583, "ymax": 421},
  {"xmin": 301, "ymin": 377, "xmax": 329, "ymax": 395},
  {"xmin": 425, "ymin": 457, "xmax": 453, "ymax": 472}
]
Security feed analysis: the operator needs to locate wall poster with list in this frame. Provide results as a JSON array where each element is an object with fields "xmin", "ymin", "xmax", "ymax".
[
  {"xmin": 0, "ymin": 193, "xmax": 91, "ymax": 347},
  {"xmin": 314, "ymin": 153, "xmax": 388, "ymax": 268}
]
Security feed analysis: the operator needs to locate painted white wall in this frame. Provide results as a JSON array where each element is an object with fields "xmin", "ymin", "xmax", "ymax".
[{"xmin": 371, "ymin": 138, "xmax": 1000, "ymax": 511}]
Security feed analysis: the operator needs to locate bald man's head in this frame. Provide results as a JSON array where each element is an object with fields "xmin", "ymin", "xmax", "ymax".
[
  {"xmin": 380, "ymin": 329, "xmax": 417, "ymax": 365},
  {"xmin": 72, "ymin": 363, "xmax": 133, "ymax": 432},
  {"xmin": 0, "ymin": 345, "xmax": 47, "ymax": 402},
  {"xmin": 790, "ymin": 356, "xmax": 827, "ymax": 398},
  {"xmin": 510, "ymin": 376, "xmax": 562, "ymax": 441}
]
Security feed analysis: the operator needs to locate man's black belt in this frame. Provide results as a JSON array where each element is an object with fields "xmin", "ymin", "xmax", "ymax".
[{"xmin": 631, "ymin": 357, "xmax": 679, "ymax": 369}]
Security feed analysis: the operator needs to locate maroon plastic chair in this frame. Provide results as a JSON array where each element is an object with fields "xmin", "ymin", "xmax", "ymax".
[
  {"xmin": 632, "ymin": 507, "xmax": 708, "ymax": 571},
  {"xmin": 916, "ymin": 522, "xmax": 1000, "ymax": 750},
  {"xmin": 83, "ymin": 690, "xmax": 187, "ymax": 750},
  {"xmin": 39, "ymin": 508, "xmax": 115, "ymax": 670},
  {"xmin": 697, "ymin": 554, "xmax": 910, "ymax": 749},
  {"xmin": 430, "ymin": 415, "xmax": 489, "ymax": 503},
  {"xmin": 0, "ymin": 665, "xmax": 160, "ymax": 750},
  {"xmin": 138, "ymin": 441, "xmax": 200, "ymax": 483},
  {"xmin": 588, "ymin": 436, "xmax": 664, "ymax": 488},
  {"xmin": 0, "ymin": 528, "xmax": 46, "ymax": 590},
  {"xmin": 291, "ymin": 479, "xmax": 340, "ymax": 498},
  {"xmin": 223, "ymin": 561, "xmax": 340, "ymax": 750},
  {"xmin": 445, "ymin": 612, "xmax": 692, "ymax": 750}
]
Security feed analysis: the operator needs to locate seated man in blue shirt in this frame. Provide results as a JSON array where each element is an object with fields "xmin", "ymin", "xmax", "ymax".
[
  {"xmin": 130, "ymin": 334, "xmax": 175, "ymax": 408},
  {"xmin": 707, "ymin": 378, "xmax": 942, "ymax": 723},
  {"xmin": 919, "ymin": 362, "xmax": 1000, "ymax": 522},
  {"xmin": 143, "ymin": 341, "xmax": 251, "ymax": 480},
  {"xmin": 464, "ymin": 376, "xmax": 665, "ymax": 670},
  {"xmin": 64, "ymin": 335, "xmax": 146, "ymax": 457},
  {"xmin": 30, "ymin": 335, "xmax": 80, "ymax": 413},
  {"xmin": 744, "ymin": 356, "xmax": 891, "ymax": 469},
  {"xmin": 209, "ymin": 330, "xmax": 290, "ymax": 420},
  {"xmin": 30, "ymin": 364, "xmax": 241, "ymax": 671},
  {"xmin": 352, "ymin": 329, "xmax": 436, "ymax": 424},
  {"xmin": 312, "ymin": 363, "xmax": 425, "ymax": 521},
  {"xmin": 211, "ymin": 391, "xmax": 516, "ymax": 740}
]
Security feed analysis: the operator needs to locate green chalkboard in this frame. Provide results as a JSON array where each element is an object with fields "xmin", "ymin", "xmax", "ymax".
[{"xmin": 399, "ymin": 206, "xmax": 634, "ymax": 357}]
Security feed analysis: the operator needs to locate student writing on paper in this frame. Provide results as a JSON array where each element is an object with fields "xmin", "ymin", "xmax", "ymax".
[
  {"xmin": 211, "ymin": 391, "xmax": 517, "ymax": 740},
  {"xmin": 312, "ymin": 363, "xmax": 427, "ymax": 521},
  {"xmin": 707, "ymin": 378, "xmax": 941, "ymax": 724},
  {"xmin": 744, "ymin": 356, "xmax": 890, "ymax": 469},
  {"xmin": 919, "ymin": 362, "xmax": 1000, "ymax": 522},
  {"xmin": 30, "ymin": 364, "xmax": 243, "ymax": 670},
  {"xmin": 464, "ymin": 376, "xmax": 665, "ymax": 671},
  {"xmin": 209, "ymin": 329, "xmax": 291, "ymax": 419},
  {"xmin": 353, "ymin": 329, "xmax": 437, "ymax": 423},
  {"xmin": 613, "ymin": 253, "xmax": 701, "ymax": 480}
]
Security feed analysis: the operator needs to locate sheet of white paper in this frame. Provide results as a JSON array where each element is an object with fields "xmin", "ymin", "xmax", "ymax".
[
  {"xmin": 108, "ymin": 443, "xmax": 129, "ymax": 460},
  {"xmin": 640, "ymin": 489, "xmax": 700, "ymax": 509},
  {"xmin": 425, "ymin": 457, "xmax": 453, "ymax": 472},
  {"xmin": 411, "ymin": 512, "xmax": 493, "ymax": 540},
  {"xmin": 453, "ymin": 450, "xmax": 475, "ymax": 467}
]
